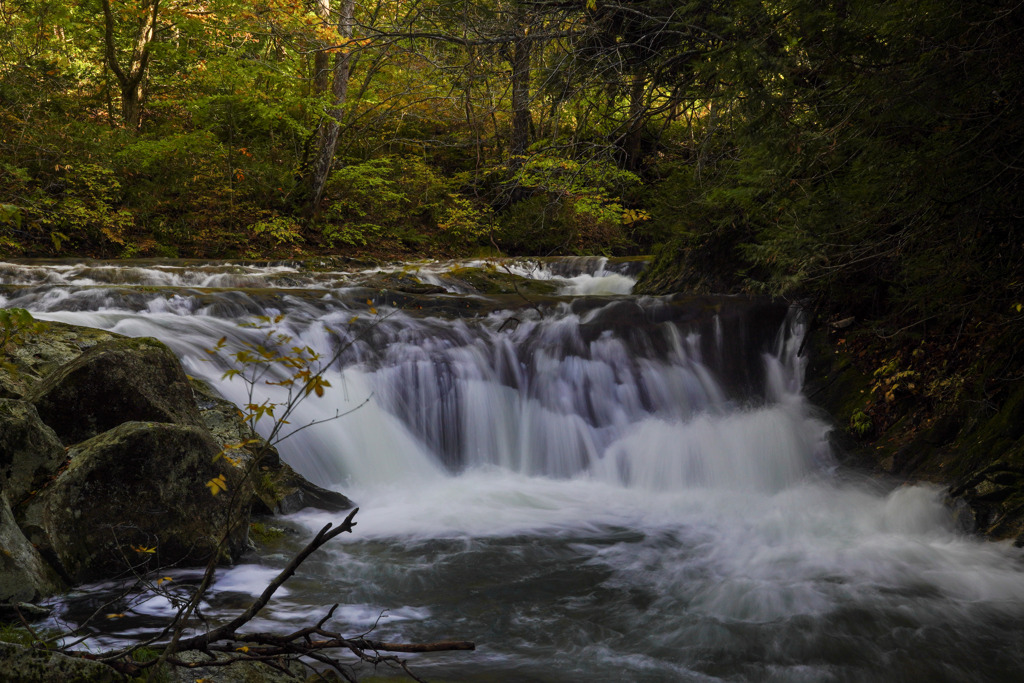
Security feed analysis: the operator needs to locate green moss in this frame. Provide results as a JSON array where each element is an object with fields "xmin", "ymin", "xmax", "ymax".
[
  {"xmin": 0, "ymin": 624, "xmax": 45, "ymax": 647},
  {"xmin": 249, "ymin": 520, "xmax": 286, "ymax": 545},
  {"xmin": 445, "ymin": 266, "xmax": 559, "ymax": 297},
  {"xmin": 805, "ymin": 330, "xmax": 873, "ymax": 432},
  {"xmin": 969, "ymin": 383, "xmax": 1024, "ymax": 455}
]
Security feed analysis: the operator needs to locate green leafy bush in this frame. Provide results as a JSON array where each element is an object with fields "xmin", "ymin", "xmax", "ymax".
[
  {"xmin": 320, "ymin": 155, "xmax": 490, "ymax": 252},
  {"xmin": 30, "ymin": 162, "xmax": 134, "ymax": 253}
]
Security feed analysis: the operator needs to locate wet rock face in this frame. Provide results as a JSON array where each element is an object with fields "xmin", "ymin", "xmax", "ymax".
[
  {"xmin": 24, "ymin": 421, "xmax": 248, "ymax": 585},
  {"xmin": 0, "ymin": 398, "xmax": 66, "ymax": 505},
  {"xmin": 0, "ymin": 496, "xmax": 63, "ymax": 604},
  {"xmin": 804, "ymin": 325, "xmax": 1024, "ymax": 545},
  {"xmin": 26, "ymin": 337, "xmax": 204, "ymax": 445}
]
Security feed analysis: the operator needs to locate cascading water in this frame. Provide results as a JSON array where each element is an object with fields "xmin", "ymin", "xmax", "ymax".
[{"xmin": 3, "ymin": 258, "xmax": 1024, "ymax": 682}]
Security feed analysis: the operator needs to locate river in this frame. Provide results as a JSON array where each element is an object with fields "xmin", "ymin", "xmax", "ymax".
[{"xmin": 3, "ymin": 258, "xmax": 1024, "ymax": 682}]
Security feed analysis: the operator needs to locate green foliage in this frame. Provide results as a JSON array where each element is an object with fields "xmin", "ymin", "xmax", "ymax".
[
  {"xmin": 513, "ymin": 154, "xmax": 640, "ymax": 224},
  {"xmin": 0, "ymin": 624, "xmax": 46, "ymax": 647},
  {"xmin": 0, "ymin": 0, "xmax": 1019, "ymax": 338},
  {"xmin": 0, "ymin": 203, "xmax": 21, "ymax": 230},
  {"xmin": 0, "ymin": 307, "xmax": 46, "ymax": 350},
  {"xmin": 493, "ymin": 153, "xmax": 644, "ymax": 255},
  {"xmin": 640, "ymin": 0, "xmax": 1024, "ymax": 339},
  {"xmin": 321, "ymin": 155, "xmax": 491, "ymax": 252},
  {"xmin": 435, "ymin": 191, "xmax": 493, "ymax": 246},
  {"xmin": 17, "ymin": 162, "xmax": 134, "ymax": 253},
  {"xmin": 0, "ymin": 201, "xmax": 24, "ymax": 253},
  {"xmin": 249, "ymin": 520, "xmax": 286, "ymax": 545},
  {"xmin": 849, "ymin": 410, "xmax": 873, "ymax": 438},
  {"xmin": 321, "ymin": 158, "xmax": 405, "ymax": 246},
  {"xmin": 250, "ymin": 215, "xmax": 303, "ymax": 247}
]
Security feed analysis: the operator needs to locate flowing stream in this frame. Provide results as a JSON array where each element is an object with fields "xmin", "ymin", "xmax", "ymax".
[{"xmin": 3, "ymin": 258, "xmax": 1024, "ymax": 682}]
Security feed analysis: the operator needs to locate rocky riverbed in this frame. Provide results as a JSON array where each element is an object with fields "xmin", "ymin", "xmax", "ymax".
[{"xmin": 1, "ymin": 320, "xmax": 350, "ymax": 681}]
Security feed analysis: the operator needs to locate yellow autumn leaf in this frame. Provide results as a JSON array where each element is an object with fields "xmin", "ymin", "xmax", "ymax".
[
  {"xmin": 206, "ymin": 474, "xmax": 228, "ymax": 496},
  {"xmin": 236, "ymin": 645, "xmax": 250, "ymax": 652},
  {"xmin": 106, "ymin": 613, "xmax": 125, "ymax": 619},
  {"xmin": 131, "ymin": 545, "xmax": 156, "ymax": 554},
  {"xmin": 157, "ymin": 576, "xmax": 173, "ymax": 586}
]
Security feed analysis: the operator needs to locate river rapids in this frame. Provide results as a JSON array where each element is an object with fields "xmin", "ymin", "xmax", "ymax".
[{"xmin": 2, "ymin": 257, "xmax": 1024, "ymax": 682}]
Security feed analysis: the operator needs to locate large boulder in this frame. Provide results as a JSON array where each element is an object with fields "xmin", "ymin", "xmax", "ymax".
[
  {"xmin": 0, "ymin": 496, "xmax": 63, "ymax": 604},
  {"xmin": 0, "ymin": 398, "xmax": 67, "ymax": 505},
  {"xmin": 23, "ymin": 421, "xmax": 250, "ymax": 584},
  {"xmin": 0, "ymin": 321, "xmax": 118, "ymax": 399},
  {"xmin": 26, "ymin": 337, "xmax": 204, "ymax": 445}
]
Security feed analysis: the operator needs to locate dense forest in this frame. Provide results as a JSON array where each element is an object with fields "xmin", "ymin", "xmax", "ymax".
[
  {"xmin": 2, "ymin": 0, "xmax": 1022, "ymax": 333},
  {"xmin": 5, "ymin": 3, "xmax": 1024, "ymax": 676}
]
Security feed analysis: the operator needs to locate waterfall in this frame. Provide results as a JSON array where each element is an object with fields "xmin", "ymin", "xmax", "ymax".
[
  {"xmin": 5, "ymin": 258, "xmax": 1024, "ymax": 682},
  {"xmin": 2, "ymin": 259, "xmax": 820, "ymax": 491}
]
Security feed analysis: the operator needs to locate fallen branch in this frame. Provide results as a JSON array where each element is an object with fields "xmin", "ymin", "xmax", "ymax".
[
  {"xmin": 352, "ymin": 639, "xmax": 476, "ymax": 653},
  {"xmin": 139, "ymin": 507, "xmax": 474, "ymax": 682},
  {"xmin": 167, "ymin": 507, "xmax": 361, "ymax": 653}
]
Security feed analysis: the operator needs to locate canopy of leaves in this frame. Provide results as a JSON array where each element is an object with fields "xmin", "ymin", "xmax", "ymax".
[{"xmin": 0, "ymin": 0, "xmax": 1020, "ymax": 338}]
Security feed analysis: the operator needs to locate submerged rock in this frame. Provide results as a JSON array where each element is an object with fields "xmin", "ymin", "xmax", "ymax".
[
  {"xmin": 356, "ymin": 271, "xmax": 448, "ymax": 294},
  {"xmin": 442, "ymin": 265, "xmax": 560, "ymax": 296},
  {"xmin": 26, "ymin": 337, "xmax": 204, "ymax": 445}
]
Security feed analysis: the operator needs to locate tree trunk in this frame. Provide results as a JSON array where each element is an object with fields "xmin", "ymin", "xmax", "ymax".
[
  {"xmin": 510, "ymin": 24, "xmax": 532, "ymax": 158},
  {"xmin": 307, "ymin": 0, "xmax": 356, "ymax": 215},
  {"xmin": 623, "ymin": 72, "xmax": 647, "ymax": 170},
  {"xmin": 101, "ymin": 0, "xmax": 160, "ymax": 131},
  {"xmin": 313, "ymin": 0, "xmax": 332, "ymax": 93}
]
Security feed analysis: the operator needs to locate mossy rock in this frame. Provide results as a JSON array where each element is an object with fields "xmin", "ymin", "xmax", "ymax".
[
  {"xmin": 190, "ymin": 380, "xmax": 352, "ymax": 515},
  {"xmin": 0, "ymin": 321, "xmax": 119, "ymax": 399},
  {"xmin": 24, "ymin": 421, "xmax": 249, "ymax": 584},
  {"xmin": 443, "ymin": 265, "xmax": 559, "ymax": 297},
  {"xmin": 0, "ymin": 642, "xmax": 125, "ymax": 682},
  {"xmin": 168, "ymin": 650, "xmax": 305, "ymax": 682},
  {"xmin": 26, "ymin": 337, "xmax": 204, "ymax": 445},
  {"xmin": 256, "ymin": 463, "xmax": 353, "ymax": 515},
  {"xmin": 0, "ymin": 398, "xmax": 66, "ymax": 504}
]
